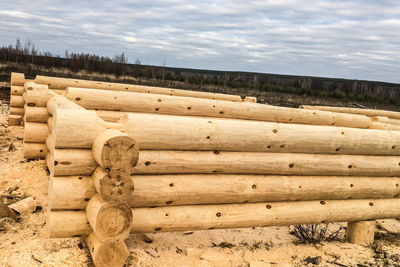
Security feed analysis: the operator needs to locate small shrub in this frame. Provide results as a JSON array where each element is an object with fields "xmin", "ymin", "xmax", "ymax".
[{"xmin": 289, "ymin": 223, "xmax": 344, "ymax": 244}]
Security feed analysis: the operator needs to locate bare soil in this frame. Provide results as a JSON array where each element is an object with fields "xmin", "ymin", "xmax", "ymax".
[{"xmin": 1, "ymin": 103, "xmax": 400, "ymax": 267}]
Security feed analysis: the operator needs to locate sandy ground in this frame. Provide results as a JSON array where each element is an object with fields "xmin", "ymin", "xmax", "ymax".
[{"xmin": 1, "ymin": 111, "xmax": 400, "ymax": 266}]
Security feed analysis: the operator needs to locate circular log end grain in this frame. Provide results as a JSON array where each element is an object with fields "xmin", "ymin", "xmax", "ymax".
[
  {"xmin": 96, "ymin": 202, "xmax": 133, "ymax": 241},
  {"xmin": 100, "ymin": 170, "xmax": 134, "ymax": 203},
  {"xmin": 90, "ymin": 237, "xmax": 129, "ymax": 267},
  {"xmin": 102, "ymin": 136, "xmax": 139, "ymax": 169}
]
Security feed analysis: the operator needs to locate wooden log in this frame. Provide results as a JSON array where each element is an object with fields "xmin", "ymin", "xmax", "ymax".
[
  {"xmin": 11, "ymin": 72, "xmax": 25, "ymax": 86},
  {"xmin": 347, "ymin": 221, "xmax": 375, "ymax": 246},
  {"xmin": 50, "ymin": 176, "xmax": 95, "ymax": 210},
  {"xmin": 53, "ymin": 109, "xmax": 124, "ymax": 148},
  {"xmin": 92, "ymin": 167, "xmax": 134, "ymax": 204},
  {"xmin": 48, "ymin": 210, "xmax": 92, "ymax": 238},
  {"xmin": 48, "ymin": 149, "xmax": 98, "ymax": 176},
  {"xmin": 34, "ymin": 75, "xmax": 243, "ymax": 102},
  {"xmin": 10, "ymin": 86, "xmax": 24, "ymax": 95},
  {"xmin": 50, "ymin": 149, "xmax": 400, "ymax": 177},
  {"xmin": 47, "ymin": 117, "xmax": 53, "ymax": 132},
  {"xmin": 10, "ymin": 95, "xmax": 24, "ymax": 107},
  {"xmin": 92, "ymin": 129, "xmax": 138, "ymax": 170},
  {"xmin": 47, "ymin": 94, "xmax": 85, "ymax": 115},
  {"xmin": 244, "ymin": 96, "xmax": 257, "ymax": 103},
  {"xmin": 48, "ymin": 198, "xmax": 400, "ymax": 235},
  {"xmin": 24, "ymin": 106, "xmax": 49, "ymax": 123},
  {"xmin": 54, "ymin": 109, "xmax": 400, "ymax": 155},
  {"xmin": 86, "ymin": 195, "xmax": 132, "ymax": 241},
  {"xmin": 23, "ymin": 142, "xmax": 47, "ymax": 159},
  {"xmin": 9, "ymin": 107, "xmax": 24, "ymax": 115},
  {"xmin": 65, "ymin": 87, "xmax": 372, "ymax": 129},
  {"xmin": 8, "ymin": 115, "xmax": 22, "ymax": 126},
  {"xmin": 49, "ymin": 174, "xmax": 400, "ymax": 210},
  {"xmin": 372, "ymin": 116, "xmax": 400, "ymax": 126},
  {"xmin": 300, "ymin": 105, "xmax": 400, "ymax": 120},
  {"xmin": 24, "ymin": 122, "xmax": 49, "ymax": 143},
  {"xmin": 86, "ymin": 233, "xmax": 128, "ymax": 267}
]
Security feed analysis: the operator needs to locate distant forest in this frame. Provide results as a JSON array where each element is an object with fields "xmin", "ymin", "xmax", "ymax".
[{"xmin": 1, "ymin": 39, "xmax": 400, "ymax": 107}]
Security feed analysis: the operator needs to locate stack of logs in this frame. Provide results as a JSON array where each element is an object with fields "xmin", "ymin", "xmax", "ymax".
[{"xmin": 9, "ymin": 72, "xmax": 400, "ymax": 266}]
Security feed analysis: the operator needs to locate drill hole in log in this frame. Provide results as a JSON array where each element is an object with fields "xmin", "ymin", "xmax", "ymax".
[
  {"xmin": 216, "ymin": 212, "xmax": 222, "ymax": 217},
  {"xmin": 369, "ymin": 202, "xmax": 374, "ymax": 206},
  {"xmin": 187, "ymin": 107, "xmax": 191, "ymax": 110},
  {"xmin": 155, "ymin": 227, "xmax": 161, "ymax": 231},
  {"xmin": 267, "ymin": 145, "xmax": 271, "ymax": 149},
  {"xmin": 27, "ymin": 103, "xmax": 35, "ymax": 107},
  {"xmin": 157, "ymin": 99, "xmax": 162, "ymax": 102},
  {"xmin": 75, "ymin": 97, "xmax": 81, "ymax": 101},
  {"xmin": 393, "ymin": 145, "xmax": 396, "ymax": 149},
  {"xmin": 289, "ymin": 164, "xmax": 294, "ymax": 168},
  {"xmin": 336, "ymin": 148, "xmax": 340, "ymax": 151},
  {"xmin": 28, "ymin": 86, "xmax": 33, "ymax": 90},
  {"xmin": 39, "ymin": 150, "xmax": 43, "ymax": 153},
  {"xmin": 155, "ymin": 108, "xmax": 159, "ymax": 111},
  {"xmin": 166, "ymin": 201, "xmax": 173, "ymax": 205},
  {"xmin": 397, "ymin": 184, "xmax": 399, "ymax": 187},
  {"xmin": 206, "ymin": 136, "xmax": 210, "ymax": 139},
  {"xmin": 169, "ymin": 183, "xmax": 174, "ymax": 187},
  {"xmin": 350, "ymin": 184, "xmax": 354, "ymax": 187},
  {"xmin": 266, "ymin": 205, "xmax": 272, "ymax": 209},
  {"xmin": 273, "ymin": 129, "xmax": 278, "ymax": 133},
  {"xmin": 219, "ymin": 111, "xmax": 224, "ymax": 115},
  {"xmin": 165, "ymin": 214, "xmax": 169, "ymax": 216},
  {"xmin": 341, "ymin": 132, "xmax": 344, "ymax": 135},
  {"xmin": 348, "ymin": 165, "xmax": 353, "ymax": 169},
  {"xmin": 213, "ymin": 151, "xmax": 219, "ymax": 155},
  {"xmin": 252, "ymin": 184, "xmax": 257, "ymax": 189},
  {"xmin": 145, "ymin": 161, "xmax": 151, "ymax": 166},
  {"xmin": 280, "ymin": 145, "xmax": 285, "ymax": 148},
  {"xmin": 54, "ymin": 161, "xmax": 58, "ymax": 166},
  {"xmin": 320, "ymin": 201, "xmax": 326, "ymax": 205},
  {"xmin": 84, "ymin": 198, "xmax": 90, "ymax": 201}
]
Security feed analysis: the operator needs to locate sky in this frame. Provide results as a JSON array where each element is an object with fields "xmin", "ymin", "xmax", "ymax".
[{"xmin": 0, "ymin": 0, "xmax": 399, "ymax": 83}]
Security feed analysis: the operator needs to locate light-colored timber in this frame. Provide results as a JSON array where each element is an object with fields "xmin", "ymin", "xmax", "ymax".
[
  {"xmin": 86, "ymin": 233, "xmax": 129, "ymax": 267},
  {"xmin": 11, "ymin": 72, "xmax": 26, "ymax": 86},
  {"xmin": 48, "ymin": 198, "xmax": 400, "ymax": 235},
  {"xmin": 10, "ymin": 85, "xmax": 24, "ymax": 95},
  {"xmin": 47, "ymin": 94, "xmax": 85, "ymax": 115},
  {"xmin": 8, "ymin": 115, "xmax": 22, "ymax": 126},
  {"xmin": 92, "ymin": 129, "xmax": 138, "ymax": 170},
  {"xmin": 49, "ymin": 150, "xmax": 400, "ymax": 177},
  {"xmin": 24, "ymin": 122, "xmax": 49, "ymax": 143},
  {"xmin": 53, "ymin": 109, "xmax": 400, "ymax": 155},
  {"xmin": 347, "ymin": 220, "xmax": 375, "ymax": 246},
  {"xmin": 65, "ymin": 87, "xmax": 373, "ymax": 129},
  {"xmin": 92, "ymin": 167, "xmax": 134, "ymax": 204},
  {"xmin": 48, "ymin": 149, "xmax": 98, "ymax": 176},
  {"xmin": 24, "ymin": 106, "xmax": 49, "ymax": 123},
  {"xmin": 300, "ymin": 105, "xmax": 400, "ymax": 120},
  {"xmin": 23, "ymin": 142, "xmax": 47, "ymax": 159},
  {"xmin": 49, "ymin": 175, "xmax": 400, "ymax": 210},
  {"xmin": 86, "ymin": 194, "xmax": 132, "ymax": 241},
  {"xmin": 49, "ymin": 176, "xmax": 95, "ymax": 210},
  {"xmin": 10, "ymin": 95, "xmax": 24, "ymax": 107},
  {"xmin": 34, "ymin": 75, "xmax": 243, "ymax": 101},
  {"xmin": 9, "ymin": 107, "xmax": 24, "ymax": 115},
  {"xmin": 48, "ymin": 210, "xmax": 92, "ymax": 238},
  {"xmin": 47, "ymin": 117, "xmax": 53, "ymax": 132}
]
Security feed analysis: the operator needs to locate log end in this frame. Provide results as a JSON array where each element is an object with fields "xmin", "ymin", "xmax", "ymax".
[
  {"xmin": 100, "ymin": 170, "xmax": 135, "ymax": 203},
  {"xmin": 86, "ymin": 233, "xmax": 129, "ymax": 267}
]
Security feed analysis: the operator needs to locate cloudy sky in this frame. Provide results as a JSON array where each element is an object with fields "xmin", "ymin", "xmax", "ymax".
[{"xmin": 0, "ymin": 0, "xmax": 399, "ymax": 83}]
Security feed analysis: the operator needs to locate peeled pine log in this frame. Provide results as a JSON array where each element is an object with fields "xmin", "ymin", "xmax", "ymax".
[
  {"xmin": 23, "ymin": 142, "xmax": 47, "ymax": 159},
  {"xmin": 53, "ymin": 109, "xmax": 400, "ymax": 155},
  {"xmin": 24, "ymin": 106, "xmax": 49, "ymax": 123},
  {"xmin": 8, "ymin": 115, "xmax": 22, "ymax": 126},
  {"xmin": 9, "ymin": 107, "xmax": 24, "ymax": 115},
  {"xmin": 24, "ymin": 122, "xmax": 49, "ymax": 143},
  {"xmin": 49, "ymin": 174, "xmax": 400, "ymax": 210},
  {"xmin": 66, "ymin": 87, "xmax": 372, "ymax": 129},
  {"xmin": 49, "ymin": 176, "xmax": 95, "ymax": 210},
  {"xmin": 86, "ymin": 233, "xmax": 129, "ymax": 267},
  {"xmin": 47, "ymin": 94, "xmax": 85, "ymax": 115},
  {"xmin": 10, "ymin": 95, "xmax": 24, "ymax": 107},
  {"xmin": 48, "ymin": 210, "xmax": 92, "ymax": 238},
  {"xmin": 47, "ymin": 117, "xmax": 53, "ymax": 132},
  {"xmin": 11, "ymin": 72, "xmax": 26, "ymax": 86},
  {"xmin": 86, "ymin": 195, "xmax": 132, "ymax": 241},
  {"xmin": 47, "ymin": 149, "xmax": 98, "ymax": 176},
  {"xmin": 300, "ymin": 105, "xmax": 400, "ymax": 120},
  {"xmin": 92, "ymin": 129, "xmax": 138, "ymax": 170},
  {"xmin": 48, "ymin": 198, "xmax": 400, "ymax": 234},
  {"xmin": 92, "ymin": 167, "xmax": 135, "ymax": 204},
  {"xmin": 34, "ymin": 75, "xmax": 243, "ymax": 102},
  {"xmin": 10, "ymin": 86, "xmax": 24, "ymax": 95},
  {"xmin": 347, "ymin": 221, "xmax": 375, "ymax": 246},
  {"xmin": 52, "ymin": 149, "xmax": 400, "ymax": 177},
  {"xmin": 372, "ymin": 116, "xmax": 400, "ymax": 126}
]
